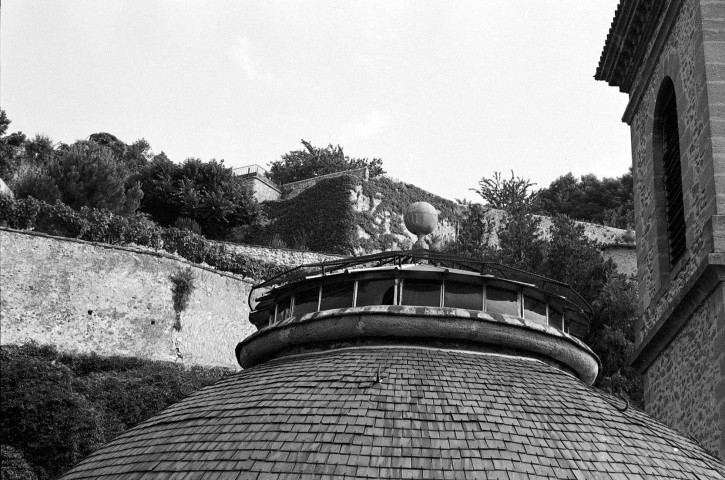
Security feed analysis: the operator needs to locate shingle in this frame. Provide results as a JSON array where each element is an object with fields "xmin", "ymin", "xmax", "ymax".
[{"xmin": 59, "ymin": 348, "xmax": 725, "ymax": 480}]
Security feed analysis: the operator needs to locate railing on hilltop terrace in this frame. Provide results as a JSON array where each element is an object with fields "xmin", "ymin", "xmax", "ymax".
[{"xmin": 233, "ymin": 164, "xmax": 270, "ymax": 179}]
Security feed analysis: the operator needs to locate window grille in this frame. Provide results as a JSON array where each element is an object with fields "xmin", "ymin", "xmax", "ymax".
[{"xmin": 660, "ymin": 86, "xmax": 686, "ymax": 266}]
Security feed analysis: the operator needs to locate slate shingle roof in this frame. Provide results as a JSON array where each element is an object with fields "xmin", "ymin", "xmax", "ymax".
[{"xmin": 60, "ymin": 347, "xmax": 725, "ymax": 479}]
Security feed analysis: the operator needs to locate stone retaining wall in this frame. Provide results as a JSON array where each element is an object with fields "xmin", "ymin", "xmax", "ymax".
[
  {"xmin": 0, "ymin": 229, "xmax": 255, "ymax": 369},
  {"xmin": 216, "ymin": 241, "xmax": 344, "ymax": 269},
  {"xmin": 282, "ymin": 167, "xmax": 368, "ymax": 199}
]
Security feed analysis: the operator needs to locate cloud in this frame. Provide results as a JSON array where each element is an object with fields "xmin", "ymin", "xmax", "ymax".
[
  {"xmin": 339, "ymin": 111, "xmax": 390, "ymax": 144},
  {"xmin": 232, "ymin": 35, "xmax": 273, "ymax": 81}
]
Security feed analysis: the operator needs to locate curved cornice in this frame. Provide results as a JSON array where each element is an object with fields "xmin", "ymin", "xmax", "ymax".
[{"xmin": 236, "ymin": 306, "xmax": 601, "ymax": 385}]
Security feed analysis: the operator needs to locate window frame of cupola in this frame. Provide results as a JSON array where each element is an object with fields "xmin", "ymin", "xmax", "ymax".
[{"xmin": 653, "ymin": 76, "xmax": 687, "ymax": 275}]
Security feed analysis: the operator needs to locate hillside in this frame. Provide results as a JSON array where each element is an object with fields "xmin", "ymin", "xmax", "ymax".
[{"xmin": 249, "ymin": 173, "xmax": 635, "ymax": 274}]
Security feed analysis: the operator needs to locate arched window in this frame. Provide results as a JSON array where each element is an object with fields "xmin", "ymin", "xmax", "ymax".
[{"xmin": 655, "ymin": 77, "xmax": 686, "ymax": 267}]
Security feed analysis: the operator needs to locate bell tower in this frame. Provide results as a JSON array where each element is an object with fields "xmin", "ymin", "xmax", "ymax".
[{"xmin": 597, "ymin": 0, "xmax": 725, "ymax": 458}]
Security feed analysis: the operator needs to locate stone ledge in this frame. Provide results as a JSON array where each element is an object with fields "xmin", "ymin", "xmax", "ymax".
[
  {"xmin": 0, "ymin": 227, "xmax": 254, "ymax": 284},
  {"xmin": 237, "ymin": 306, "xmax": 600, "ymax": 385},
  {"xmin": 631, "ymin": 252, "xmax": 725, "ymax": 372}
]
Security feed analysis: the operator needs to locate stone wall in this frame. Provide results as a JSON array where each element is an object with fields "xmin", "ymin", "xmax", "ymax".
[
  {"xmin": 624, "ymin": 0, "xmax": 725, "ymax": 459},
  {"xmin": 601, "ymin": 245, "xmax": 638, "ymax": 278},
  {"xmin": 630, "ymin": 0, "xmax": 719, "ymax": 342},
  {"xmin": 240, "ymin": 174, "xmax": 282, "ymax": 202},
  {"xmin": 643, "ymin": 284, "xmax": 724, "ymax": 457},
  {"xmin": 0, "ymin": 229, "xmax": 255, "ymax": 369},
  {"xmin": 702, "ymin": 0, "xmax": 725, "ymax": 241},
  {"xmin": 0, "ymin": 178, "xmax": 13, "ymax": 198},
  {"xmin": 216, "ymin": 241, "xmax": 343, "ymax": 268}
]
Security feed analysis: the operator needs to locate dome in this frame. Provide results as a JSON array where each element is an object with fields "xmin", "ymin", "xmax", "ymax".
[
  {"xmin": 59, "ymin": 250, "xmax": 725, "ymax": 479},
  {"xmin": 61, "ymin": 348, "xmax": 725, "ymax": 479}
]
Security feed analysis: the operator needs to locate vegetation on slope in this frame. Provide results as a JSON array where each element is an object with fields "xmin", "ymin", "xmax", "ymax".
[
  {"xmin": 445, "ymin": 172, "xmax": 641, "ymax": 406},
  {"xmin": 250, "ymin": 175, "xmax": 360, "ymax": 253},
  {"xmin": 266, "ymin": 139, "xmax": 385, "ymax": 185},
  {"xmin": 0, "ymin": 196, "xmax": 286, "ymax": 281},
  {"xmin": 0, "ymin": 110, "xmax": 262, "ymax": 240},
  {"xmin": 536, "ymin": 170, "xmax": 634, "ymax": 229},
  {"xmin": 0, "ymin": 344, "xmax": 230, "ymax": 480}
]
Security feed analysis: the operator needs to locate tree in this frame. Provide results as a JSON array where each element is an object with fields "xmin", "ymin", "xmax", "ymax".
[
  {"xmin": 138, "ymin": 156, "xmax": 260, "ymax": 238},
  {"xmin": 471, "ymin": 170, "xmax": 539, "ymax": 213},
  {"xmin": 537, "ymin": 170, "xmax": 634, "ymax": 228},
  {"xmin": 444, "ymin": 201, "xmax": 498, "ymax": 260},
  {"xmin": 0, "ymin": 345, "xmax": 105, "ymax": 480},
  {"xmin": 541, "ymin": 215, "xmax": 613, "ymax": 299},
  {"xmin": 52, "ymin": 142, "xmax": 143, "ymax": 216},
  {"xmin": 0, "ymin": 110, "xmax": 27, "ymax": 181},
  {"xmin": 446, "ymin": 174, "xmax": 641, "ymax": 405},
  {"xmin": 466, "ymin": 171, "xmax": 544, "ymax": 270},
  {"xmin": 23, "ymin": 134, "xmax": 55, "ymax": 167},
  {"xmin": 13, "ymin": 141, "xmax": 143, "ymax": 216},
  {"xmin": 267, "ymin": 139, "xmax": 385, "ymax": 185},
  {"xmin": 89, "ymin": 133, "xmax": 152, "ymax": 174}
]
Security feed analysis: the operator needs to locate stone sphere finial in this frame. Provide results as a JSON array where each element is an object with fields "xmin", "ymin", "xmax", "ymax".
[{"xmin": 404, "ymin": 202, "xmax": 438, "ymax": 250}]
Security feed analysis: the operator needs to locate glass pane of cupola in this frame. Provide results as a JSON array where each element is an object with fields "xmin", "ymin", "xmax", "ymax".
[
  {"xmin": 444, "ymin": 281, "xmax": 483, "ymax": 310},
  {"xmin": 401, "ymin": 280, "xmax": 441, "ymax": 307},
  {"xmin": 524, "ymin": 295, "xmax": 547, "ymax": 326},
  {"xmin": 294, "ymin": 287, "xmax": 320, "ymax": 316},
  {"xmin": 486, "ymin": 286, "xmax": 519, "ymax": 316},
  {"xmin": 320, "ymin": 283, "xmax": 354, "ymax": 310},
  {"xmin": 356, "ymin": 279, "xmax": 396, "ymax": 307}
]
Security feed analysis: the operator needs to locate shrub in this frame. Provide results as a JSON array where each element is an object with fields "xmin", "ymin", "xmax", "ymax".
[
  {"xmin": 174, "ymin": 217, "xmax": 202, "ymax": 235},
  {"xmin": 138, "ymin": 156, "xmax": 260, "ymax": 238},
  {"xmin": 0, "ymin": 197, "xmax": 284, "ymax": 281},
  {"xmin": 0, "ymin": 344, "xmax": 229, "ymax": 480},
  {"xmin": 170, "ymin": 268, "xmax": 196, "ymax": 331},
  {"xmin": 1, "ymin": 444, "xmax": 38, "ymax": 480},
  {"xmin": 267, "ymin": 139, "xmax": 385, "ymax": 185},
  {"xmin": 0, "ymin": 345, "xmax": 106, "ymax": 480}
]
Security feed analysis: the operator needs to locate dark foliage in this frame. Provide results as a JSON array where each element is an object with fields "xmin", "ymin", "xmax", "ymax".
[
  {"xmin": 174, "ymin": 217, "xmax": 202, "ymax": 235},
  {"xmin": 0, "ymin": 109, "xmax": 28, "ymax": 181},
  {"xmin": 1, "ymin": 444, "xmax": 39, "ymax": 480},
  {"xmin": 267, "ymin": 139, "xmax": 385, "ymax": 185},
  {"xmin": 444, "ymin": 173, "xmax": 642, "ymax": 405},
  {"xmin": 472, "ymin": 170, "xmax": 539, "ymax": 213},
  {"xmin": 0, "ymin": 344, "xmax": 229, "ymax": 480},
  {"xmin": 88, "ymin": 132, "xmax": 151, "ymax": 174},
  {"xmin": 537, "ymin": 170, "xmax": 634, "ymax": 229},
  {"xmin": 257, "ymin": 175, "xmax": 359, "ymax": 254},
  {"xmin": 11, "ymin": 139, "xmax": 143, "ymax": 217},
  {"xmin": 170, "ymin": 267, "xmax": 196, "ymax": 330},
  {"xmin": 138, "ymin": 156, "xmax": 261, "ymax": 239}
]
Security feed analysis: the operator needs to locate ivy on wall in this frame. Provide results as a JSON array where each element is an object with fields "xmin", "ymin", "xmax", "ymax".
[
  {"xmin": 354, "ymin": 176, "xmax": 461, "ymax": 252},
  {"xmin": 254, "ymin": 175, "xmax": 360, "ymax": 254},
  {"xmin": 169, "ymin": 267, "xmax": 196, "ymax": 331},
  {"xmin": 248, "ymin": 174, "xmax": 463, "ymax": 255},
  {"xmin": 361, "ymin": 176, "xmax": 459, "ymax": 222}
]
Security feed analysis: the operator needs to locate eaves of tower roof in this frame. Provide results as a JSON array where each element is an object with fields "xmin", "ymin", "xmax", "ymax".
[{"xmin": 595, "ymin": 0, "xmax": 670, "ymax": 93}]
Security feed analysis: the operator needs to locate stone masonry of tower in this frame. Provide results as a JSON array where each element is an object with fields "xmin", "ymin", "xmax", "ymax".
[{"xmin": 597, "ymin": 0, "xmax": 725, "ymax": 458}]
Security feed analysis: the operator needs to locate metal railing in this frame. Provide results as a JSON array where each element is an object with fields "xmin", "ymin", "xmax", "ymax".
[
  {"xmin": 233, "ymin": 164, "xmax": 269, "ymax": 178},
  {"xmin": 248, "ymin": 249, "xmax": 593, "ymax": 334}
]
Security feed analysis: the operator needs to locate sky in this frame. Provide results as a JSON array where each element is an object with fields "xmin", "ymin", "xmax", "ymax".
[{"xmin": 0, "ymin": 1, "xmax": 630, "ymax": 202}]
